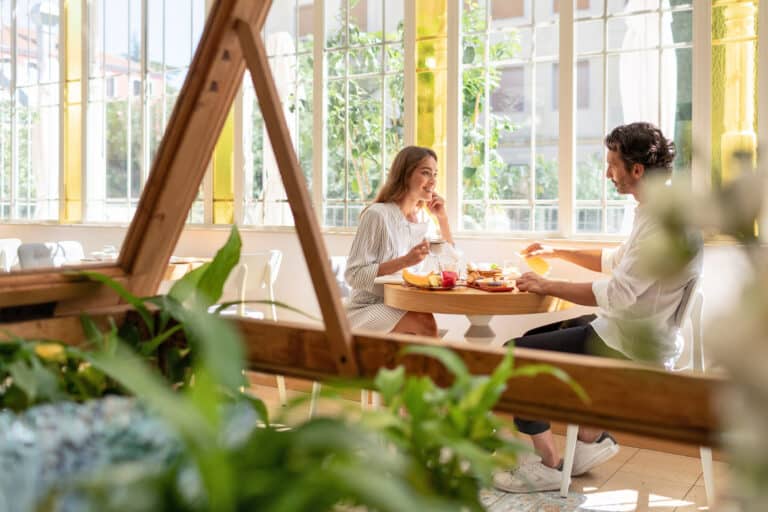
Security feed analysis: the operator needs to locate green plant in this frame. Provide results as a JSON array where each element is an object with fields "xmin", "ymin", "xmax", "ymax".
[
  {"xmin": 362, "ymin": 344, "xmax": 587, "ymax": 510},
  {"xmin": 0, "ymin": 337, "xmax": 118, "ymax": 411},
  {"xmin": 2, "ymin": 226, "xmax": 585, "ymax": 511},
  {"xmin": 0, "ymin": 226, "xmax": 311, "ymax": 410}
]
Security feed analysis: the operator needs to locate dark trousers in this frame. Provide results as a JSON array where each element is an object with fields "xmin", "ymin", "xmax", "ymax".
[{"xmin": 506, "ymin": 315, "xmax": 626, "ymax": 435}]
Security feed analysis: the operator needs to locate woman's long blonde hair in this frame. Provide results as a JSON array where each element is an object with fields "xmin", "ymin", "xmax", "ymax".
[{"xmin": 371, "ymin": 146, "xmax": 437, "ymax": 206}]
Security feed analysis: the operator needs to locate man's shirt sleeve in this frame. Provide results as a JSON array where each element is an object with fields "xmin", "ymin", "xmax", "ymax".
[{"xmin": 594, "ymin": 235, "xmax": 656, "ymax": 314}]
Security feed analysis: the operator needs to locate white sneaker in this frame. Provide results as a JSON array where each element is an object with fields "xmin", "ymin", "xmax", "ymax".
[
  {"xmin": 493, "ymin": 460, "xmax": 563, "ymax": 493},
  {"xmin": 572, "ymin": 432, "xmax": 619, "ymax": 476}
]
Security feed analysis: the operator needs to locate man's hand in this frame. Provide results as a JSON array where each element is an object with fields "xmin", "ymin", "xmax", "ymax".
[
  {"xmin": 516, "ymin": 272, "xmax": 550, "ymax": 295},
  {"xmin": 521, "ymin": 242, "xmax": 557, "ymax": 258}
]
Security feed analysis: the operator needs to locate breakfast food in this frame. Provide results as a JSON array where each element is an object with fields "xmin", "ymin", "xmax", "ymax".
[
  {"xmin": 466, "ymin": 262, "xmax": 502, "ymax": 282},
  {"xmin": 468, "ymin": 276, "xmax": 516, "ymax": 292},
  {"xmin": 402, "ymin": 268, "xmax": 457, "ymax": 289}
]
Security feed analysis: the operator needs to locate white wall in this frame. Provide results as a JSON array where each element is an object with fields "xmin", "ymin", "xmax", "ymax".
[{"xmin": 0, "ymin": 223, "xmax": 752, "ymax": 358}]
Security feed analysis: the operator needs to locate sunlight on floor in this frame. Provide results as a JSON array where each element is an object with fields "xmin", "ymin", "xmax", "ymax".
[{"xmin": 580, "ymin": 489, "xmax": 694, "ymax": 511}]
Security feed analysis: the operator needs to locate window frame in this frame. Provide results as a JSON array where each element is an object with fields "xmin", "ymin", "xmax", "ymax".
[{"xmin": 1, "ymin": 1, "xmax": 763, "ymax": 241}]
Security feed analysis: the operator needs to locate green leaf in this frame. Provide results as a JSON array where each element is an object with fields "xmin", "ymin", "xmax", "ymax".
[
  {"xmin": 373, "ymin": 366, "xmax": 405, "ymax": 404},
  {"xmin": 211, "ymin": 300, "xmax": 320, "ymax": 322},
  {"xmin": 195, "ymin": 226, "xmax": 242, "ymax": 308},
  {"xmin": 177, "ymin": 307, "xmax": 247, "ymax": 394},
  {"xmin": 80, "ymin": 271, "xmax": 154, "ymax": 334},
  {"xmin": 138, "ymin": 323, "xmax": 183, "ymax": 356},
  {"xmin": 8, "ymin": 358, "xmax": 61, "ymax": 403},
  {"xmin": 401, "ymin": 377, "xmax": 436, "ymax": 420},
  {"xmin": 168, "ymin": 262, "xmax": 211, "ymax": 304},
  {"xmin": 401, "ymin": 345, "xmax": 469, "ymax": 383},
  {"xmin": 244, "ymin": 394, "xmax": 270, "ymax": 427},
  {"xmin": 512, "ymin": 363, "xmax": 590, "ymax": 404},
  {"xmin": 79, "ymin": 314, "xmax": 104, "ymax": 348}
]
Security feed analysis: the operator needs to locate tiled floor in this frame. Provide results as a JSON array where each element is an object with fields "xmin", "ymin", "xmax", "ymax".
[{"xmin": 248, "ymin": 381, "xmax": 735, "ymax": 512}]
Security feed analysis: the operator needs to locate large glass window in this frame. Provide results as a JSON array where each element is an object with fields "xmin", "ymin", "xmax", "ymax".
[
  {"xmin": 460, "ymin": 0, "xmax": 560, "ymax": 233},
  {"xmin": 323, "ymin": 0, "xmax": 404, "ymax": 228},
  {"xmin": 573, "ymin": 0, "xmax": 693, "ymax": 234},
  {"xmin": 242, "ymin": 1, "xmax": 314, "ymax": 226},
  {"xmin": 86, "ymin": 0, "xmax": 205, "ymax": 222},
  {"xmin": 0, "ymin": 1, "xmax": 754, "ymax": 240},
  {"xmin": 0, "ymin": 0, "xmax": 60, "ymax": 221}
]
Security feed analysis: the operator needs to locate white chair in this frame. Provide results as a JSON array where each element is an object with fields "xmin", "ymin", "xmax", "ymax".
[
  {"xmin": 222, "ymin": 250, "xmax": 288, "ymax": 406},
  {"xmin": 17, "ymin": 241, "xmax": 85, "ymax": 269},
  {"xmin": 559, "ymin": 278, "xmax": 713, "ymax": 503},
  {"xmin": 18, "ymin": 242, "xmax": 63, "ymax": 269},
  {"xmin": 0, "ymin": 238, "xmax": 21, "ymax": 272},
  {"xmin": 308, "ymin": 256, "xmax": 376, "ymax": 416},
  {"xmin": 57, "ymin": 240, "xmax": 85, "ymax": 263}
]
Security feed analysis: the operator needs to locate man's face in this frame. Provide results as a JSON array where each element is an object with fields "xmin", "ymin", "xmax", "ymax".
[{"xmin": 605, "ymin": 149, "xmax": 642, "ymax": 196}]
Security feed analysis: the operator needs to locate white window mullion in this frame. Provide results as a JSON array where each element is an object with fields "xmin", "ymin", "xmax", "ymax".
[
  {"xmin": 380, "ymin": 2, "xmax": 387, "ymax": 197},
  {"xmin": 342, "ymin": 7, "xmax": 349, "ymax": 226},
  {"xmin": 557, "ymin": 0, "xmax": 575, "ymax": 238},
  {"xmin": 446, "ymin": 0, "xmax": 460, "ymax": 230},
  {"xmin": 140, "ymin": 0, "xmax": 148, "ymax": 186},
  {"xmin": 58, "ymin": 0, "xmax": 66, "ymax": 221},
  {"xmin": 482, "ymin": 4, "xmax": 490, "ymax": 224},
  {"xmin": 81, "ymin": 0, "xmax": 89, "ymax": 221},
  {"xmin": 233, "ymin": 85, "xmax": 244, "ymax": 225},
  {"xmin": 313, "ymin": 0, "xmax": 326, "ymax": 225},
  {"xmin": 125, "ymin": 0, "xmax": 133, "ymax": 210},
  {"xmin": 9, "ymin": 0, "xmax": 16, "ymax": 218},
  {"xmin": 600, "ymin": 1, "xmax": 608, "ymax": 233},
  {"xmin": 691, "ymin": 1, "xmax": 711, "ymax": 195},
  {"xmin": 529, "ymin": 6, "xmax": 538, "ymax": 232},
  {"xmin": 403, "ymin": 0, "xmax": 416, "ymax": 146}
]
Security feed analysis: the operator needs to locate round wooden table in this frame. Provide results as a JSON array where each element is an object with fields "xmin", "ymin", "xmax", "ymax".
[{"xmin": 384, "ymin": 283, "xmax": 567, "ymax": 341}]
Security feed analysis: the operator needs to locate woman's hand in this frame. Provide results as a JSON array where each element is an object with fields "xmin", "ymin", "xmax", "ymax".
[
  {"xmin": 521, "ymin": 242, "xmax": 557, "ymax": 258},
  {"xmin": 426, "ymin": 192, "xmax": 447, "ymax": 219},
  {"xmin": 515, "ymin": 272, "xmax": 550, "ymax": 295},
  {"xmin": 402, "ymin": 239, "xmax": 431, "ymax": 267}
]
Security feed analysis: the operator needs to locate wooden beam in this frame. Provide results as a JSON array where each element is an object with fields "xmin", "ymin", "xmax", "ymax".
[
  {"xmin": 0, "ymin": 266, "xmax": 125, "ymax": 309},
  {"xmin": 236, "ymin": 319, "xmax": 720, "ymax": 446},
  {"xmin": 235, "ymin": 18, "xmax": 357, "ymax": 376},
  {"xmin": 0, "ymin": 312, "xmax": 720, "ymax": 445},
  {"xmin": 114, "ymin": 0, "xmax": 270, "ymax": 300},
  {"xmin": 0, "ymin": 309, "xmax": 128, "ymax": 345}
]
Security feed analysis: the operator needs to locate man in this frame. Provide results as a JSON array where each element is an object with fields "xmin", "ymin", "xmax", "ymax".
[{"xmin": 494, "ymin": 122, "xmax": 702, "ymax": 493}]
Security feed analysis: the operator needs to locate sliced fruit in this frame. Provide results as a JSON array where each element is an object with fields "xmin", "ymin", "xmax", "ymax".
[
  {"xmin": 427, "ymin": 274, "xmax": 441, "ymax": 288},
  {"xmin": 441, "ymin": 270, "xmax": 457, "ymax": 288},
  {"xmin": 402, "ymin": 268, "xmax": 432, "ymax": 287}
]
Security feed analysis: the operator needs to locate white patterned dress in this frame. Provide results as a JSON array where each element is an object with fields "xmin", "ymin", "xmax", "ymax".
[{"xmin": 344, "ymin": 202, "xmax": 430, "ymax": 332}]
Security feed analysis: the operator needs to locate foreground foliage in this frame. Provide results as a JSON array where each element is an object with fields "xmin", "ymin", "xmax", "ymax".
[{"xmin": 1, "ymin": 226, "xmax": 583, "ymax": 511}]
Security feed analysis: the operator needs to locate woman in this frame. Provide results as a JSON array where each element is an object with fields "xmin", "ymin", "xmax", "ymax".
[{"xmin": 344, "ymin": 146, "xmax": 453, "ymax": 336}]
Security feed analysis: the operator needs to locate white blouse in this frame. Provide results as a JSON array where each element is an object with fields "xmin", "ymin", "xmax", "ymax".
[{"xmin": 344, "ymin": 202, "xmax": 429, "ymax": 332}]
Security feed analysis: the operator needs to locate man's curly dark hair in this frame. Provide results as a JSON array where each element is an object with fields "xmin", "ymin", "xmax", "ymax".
[{"xmin": 604, "ymin": 122, "xmax": 676, "ymax": 177}]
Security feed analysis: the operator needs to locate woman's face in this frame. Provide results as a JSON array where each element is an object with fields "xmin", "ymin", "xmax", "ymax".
[{"xmin": 406, "ymin": 156, "xmax": 438, "ymax": 203}]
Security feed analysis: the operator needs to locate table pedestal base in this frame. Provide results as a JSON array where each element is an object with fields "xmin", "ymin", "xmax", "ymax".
[{"xmin": 464, "ymin": 315, "xmax": 495, "ymax": 343}]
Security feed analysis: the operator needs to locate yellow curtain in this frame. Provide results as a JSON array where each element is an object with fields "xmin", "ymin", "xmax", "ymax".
[
  {"xmin": 62, "ymin": 0, "xmax": 83, "ymax": 222},
  {"xmin": 415, "ymin": 0, "xmax": 448, "ymax": 195},
  {"xmin": 712, "ymin": 0, "xmax": 759, "ymax": 185}
]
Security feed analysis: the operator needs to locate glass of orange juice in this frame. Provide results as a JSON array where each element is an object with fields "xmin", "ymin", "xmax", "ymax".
[{"xmin": 524, "ymin": 255, "xmax": 550, "ymax": 276}]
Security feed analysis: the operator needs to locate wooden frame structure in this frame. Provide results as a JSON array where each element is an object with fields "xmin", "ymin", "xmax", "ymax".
[{"xmin": 0, "ymin": 0, "xmax": 722, "ymax": 446}]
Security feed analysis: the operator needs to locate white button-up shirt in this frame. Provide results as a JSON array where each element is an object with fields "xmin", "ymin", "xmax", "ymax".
[{"xmin": 591, "ymin": 205, "xmax": 702, "ymax": 368}]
